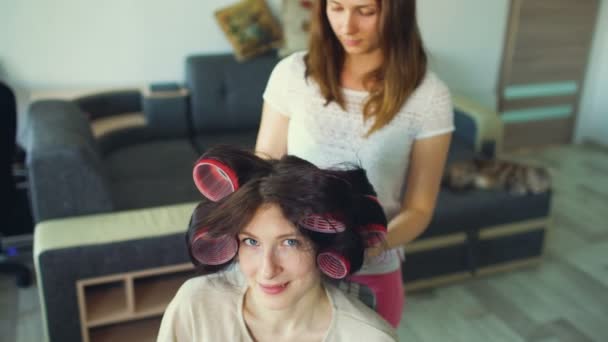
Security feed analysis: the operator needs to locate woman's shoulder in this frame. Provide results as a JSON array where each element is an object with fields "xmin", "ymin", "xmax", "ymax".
[
  {"xmin": 273, "ymin": 50, "xmax": 308, "ymax": 76},
  {"xmin": 158, "ymin": 271, "xmax": 246, "ymax": 341},
  {"xmin": 326, "ymin": 285, "xmax": 397, "ymax": 341},
  {"xmin": 416, "ymin": 70, "xmax": 450, "ymax": 98},
  {"xmin": 281, "ymin": 50, "xmax": 308, "ymax": 65},
  {"xmin": 399, "ymin": 70, "xmax": 451, "ymax": 115},
  {"xmin": 173, "ymin": 271, "xmax": 244, "ymax": 305}
]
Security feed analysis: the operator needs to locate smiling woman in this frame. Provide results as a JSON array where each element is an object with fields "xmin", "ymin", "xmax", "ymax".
[{"xmin": 157, "ymin": 146, "xmax": 396, "ymax": 342}]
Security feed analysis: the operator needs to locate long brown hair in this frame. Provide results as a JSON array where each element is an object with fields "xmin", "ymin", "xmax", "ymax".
[{"xmin": 305, "ymin": 0, "xmax": 427, "ymax": 136}]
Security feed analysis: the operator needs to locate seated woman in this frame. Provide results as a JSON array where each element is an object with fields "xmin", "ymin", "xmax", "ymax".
[{"xmin": 157, "ymin": 146, "xmax": 396, "ymax": 341}]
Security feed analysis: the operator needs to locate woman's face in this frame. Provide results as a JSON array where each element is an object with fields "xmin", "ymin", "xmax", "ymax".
[
  {"xmin": 238, "ymin": 204, "xmax": 321, "ymax": 311},
  {"xmin": 326, "ymin": 0, "xmax": 381, "ymax": 56}
]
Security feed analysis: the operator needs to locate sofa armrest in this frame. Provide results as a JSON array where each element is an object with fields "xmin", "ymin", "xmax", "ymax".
[
  {"xmin": 25, "ymin": 100, "xmax": 114, "ymax": 222},
  {"xmin": 34, "ymin": 202, "xmax": 197, "ymax": 342},
  {"xmin": 452, "ymin": 93, "xmax": 503, "ymax": 157},
  {"xmin": 142, "ymin": 83, "xmax": 191, "ymax": 138}
]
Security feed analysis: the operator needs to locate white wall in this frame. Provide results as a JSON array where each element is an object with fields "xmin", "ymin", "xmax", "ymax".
[
  {"xmin": 1, "ymin": 0, "xmax": 281, "ymax": 142},
  {"xmin": 0, "ymin": 0, "xmax": 510, "ymax": 142},
  {"xmin": 3, "ymin": 0, "xmax": 605, "ymax": 146},
  {"xmin": 575, "ymin": 0, "xmax": 608, "ymax": 146},
  {"xmin": 1, "ymin": 0, "xmax": 507, "ymax": 89},
  {"xmin": 418, "ymin": 0, "xmax": 510, "ymax": 110},
  {"xmin": 0, "ymin": 0, "xmax": 280, "ymax": 88}
]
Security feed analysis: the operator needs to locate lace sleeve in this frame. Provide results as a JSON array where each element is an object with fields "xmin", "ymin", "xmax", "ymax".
[
  {"xmin": 415, "ymin": 77, "xmax": 455, "ymax": 139},
  {"xmin": 262, "ymin": 53, "xmax": 296, "ymax": 117}
]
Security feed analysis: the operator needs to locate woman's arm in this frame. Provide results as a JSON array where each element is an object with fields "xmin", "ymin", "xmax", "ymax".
[
  {"xmin": 254, "ymin": 102, "xmax": 290, "ymax": 159},
  {"xmin": 372, "ymin": 133, "xmax": 452, "ymax": 254}
]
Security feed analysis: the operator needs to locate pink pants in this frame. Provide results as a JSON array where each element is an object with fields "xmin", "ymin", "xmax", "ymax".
[{"xmin": 349, "ymin": 266, "xmax": 405, "ymax": 328}]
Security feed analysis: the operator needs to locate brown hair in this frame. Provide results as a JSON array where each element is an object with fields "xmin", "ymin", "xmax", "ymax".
[{"xmin": 305, "ymin": 0, "xmax": 427, "ymax": 136}]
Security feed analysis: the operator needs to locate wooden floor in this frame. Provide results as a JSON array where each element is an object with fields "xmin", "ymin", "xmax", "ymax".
[{"xmin": 2, "ymin": 143, "xmax": 607, "ymax": 342}]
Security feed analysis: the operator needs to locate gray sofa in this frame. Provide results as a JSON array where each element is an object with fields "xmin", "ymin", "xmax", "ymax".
[
  {"xmin": 28, "ymin": 51, "xmax": 552, "ymax": 342},
  {"xmin": 26, "ymin": 52, "xmax": 279, "ymax": 223}
]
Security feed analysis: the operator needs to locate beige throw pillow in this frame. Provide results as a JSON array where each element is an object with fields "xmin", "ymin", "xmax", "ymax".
[{"xmin": 215, "ymin": 0, "xmax": 284, "ymax": 61}]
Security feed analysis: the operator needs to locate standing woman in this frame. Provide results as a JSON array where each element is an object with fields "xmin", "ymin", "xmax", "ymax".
[{"xmin": 255, "ymin": 0, "xmax": 453, "ymax": 327}]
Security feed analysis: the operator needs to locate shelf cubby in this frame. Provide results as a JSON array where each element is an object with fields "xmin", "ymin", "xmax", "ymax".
[
  {"xmin": 77, "ymin": 263, "xmax": 195, "ymax": 342},
  {"xmin": 134, "ymin": 270, "xmax": 195, "ymax": 316},
  {"xmin": 82, "ymin": 280, "xmax": 129, "ymax": 327}
]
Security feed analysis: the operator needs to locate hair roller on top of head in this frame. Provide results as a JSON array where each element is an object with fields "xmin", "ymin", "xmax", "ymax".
[
  {"xmin": 193, "ymin": 158, "xmax": 238, "ymax": 202},
  {"xmin": 299, "ymin": 213, "xmax": 347, "ymax": 233},
  {"xmin": 193, "ymin": 146, "xmax": 270, "ymax": 202}
]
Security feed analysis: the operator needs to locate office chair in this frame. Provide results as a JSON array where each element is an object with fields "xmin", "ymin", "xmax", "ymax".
[{"xmin": 1, "ymin": 81, "xmax": 32, "ymax": 287}]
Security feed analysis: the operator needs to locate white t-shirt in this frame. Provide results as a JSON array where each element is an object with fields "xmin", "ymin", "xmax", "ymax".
[
  {"xmin": 157, "ymin": 272, "xmax": 397, "ymax": 341},
  {"xmin": 263, "ymin": 51, "xmax": 454, "ymax": 274}
]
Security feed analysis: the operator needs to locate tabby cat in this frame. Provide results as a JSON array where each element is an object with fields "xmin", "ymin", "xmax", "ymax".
[{"xmin": 443, "ymin": 158, "xmax": 551, "ymax": 195}]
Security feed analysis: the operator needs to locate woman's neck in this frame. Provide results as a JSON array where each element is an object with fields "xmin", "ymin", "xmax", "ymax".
[
  {"xmin": 243, "ymin": 283, "xmax": 331, "ymax": 338},
  {"xmin": 342, "ymin": 50, "xmax": 383, "ymax": 91}
]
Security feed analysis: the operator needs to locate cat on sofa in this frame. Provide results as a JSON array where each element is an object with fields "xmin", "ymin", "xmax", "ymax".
[{"xmin": 443, "ymin": 158, "xmax": 551, "ymax": 195}]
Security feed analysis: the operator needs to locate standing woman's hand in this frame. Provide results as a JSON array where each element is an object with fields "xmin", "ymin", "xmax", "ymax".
[
  {"xmin": 385, "ymin": 133, "xmax": 452, "ymax": 248},
  {"xmin": 254, "ymin": 101, "xmax": 290, "ymax": 159}
]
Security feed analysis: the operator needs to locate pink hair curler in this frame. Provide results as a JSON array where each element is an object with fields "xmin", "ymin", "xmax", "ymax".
[
  {"xmin": 190, "ymin": 228, "xmax": 238, "ymax": 265},
  {"xmin": 365, "ymin": 195, "xmax": 380, "ymax": 203},
  {"xmin": 192, "ymin": 158, "xmax": 239, "ymax": 202},
  {"xmin": 359, "ymin": 223, "xmax": 387, "ymax": 248},
  {"xmin": 299, "ymin": 213, "xmax": 346, "ymax": 233},
  {"xmin": 317, "ymin": 250, "xmax": 351, "ymax": 279}
]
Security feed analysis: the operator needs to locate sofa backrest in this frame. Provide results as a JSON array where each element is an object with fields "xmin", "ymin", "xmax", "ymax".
[{"xmin": 185, "ymin": 52, "xmax": 280, "ymax": 134}]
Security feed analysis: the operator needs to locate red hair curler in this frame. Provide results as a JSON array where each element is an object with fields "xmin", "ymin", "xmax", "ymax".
[
  {"xmin": 190, "ymin": 228, "xmax": 238, "ymax": 265},
  {"xmin": 359, "ymin": 223, "xmax": 387, "ymax": 248},
  {"xmin": 192, "ymin": 158, "xmax": 239, "ymax": 202},
  {"xmin": 317, "ymin": 250, "xmax": 351, "ymax": 279},
  {"xmin": 364, "ymin": 195, "xmax": 381, "ymax": 204},
  {"xmin": 299, "ymin": 213, "xmax": 346, "ymax": 233}
]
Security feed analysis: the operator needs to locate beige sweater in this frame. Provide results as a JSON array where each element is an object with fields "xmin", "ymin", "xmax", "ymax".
[{"xmin": 157, "ymin": 273, "xmax": 396, "ymax": 341}]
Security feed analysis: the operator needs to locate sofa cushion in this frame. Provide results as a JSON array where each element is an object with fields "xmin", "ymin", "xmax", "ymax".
[
  {"xmin": 403, "ymin": 229, "xmax": 545, "ymax": 284},
  {"xmin": 111, "ymin": 178, "xmax": 200, "ymax": 211},
  {"xmin": 97, "ymin": 126, "xmax": 164, "ymax": 156},
  {"xmin": 103, "ymin": 139, "xmax": 201, "ymax": 210},
  {"xmin": 422, "ymin": 189, "xmax": 552, "ymax": 239},
  {"xmin": 446, "ymin": 135, "xmax": 476, "ymax": 165},
  {"xmin": 185, "ymin": 53, "xmax": 279, "ymax": 134}
]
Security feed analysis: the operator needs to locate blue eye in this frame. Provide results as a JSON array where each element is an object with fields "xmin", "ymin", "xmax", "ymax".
[
  {"xmin": 242, "ymin": 238, "xmax": 258, "ymax": 247},
  {"xmin": 283, "ymin": 239, "xmax": 300, "ymax": 247}
]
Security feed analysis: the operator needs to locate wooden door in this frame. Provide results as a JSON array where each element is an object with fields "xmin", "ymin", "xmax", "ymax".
[{"xmin": 498, "ymin": 0, "xmax": 599, "ymax": 151}]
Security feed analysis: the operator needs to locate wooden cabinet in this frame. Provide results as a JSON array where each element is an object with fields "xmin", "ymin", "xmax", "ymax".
[
  {"xmin": 498, "ymin": 0, "xmax": 599, "ymax": 151},
  {"xmin": 76, "ymin": 263, "xmax": 195, "ymax": 342}
]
